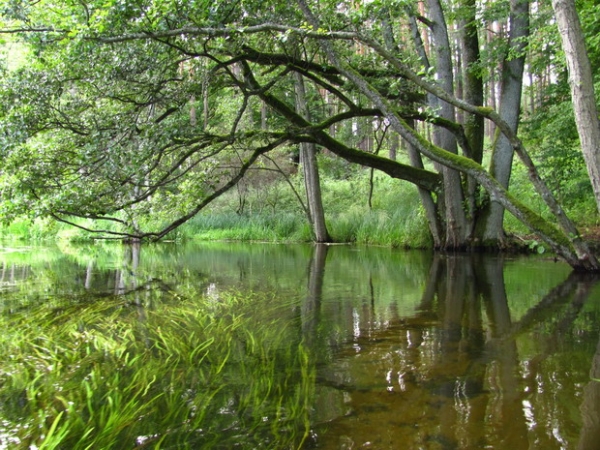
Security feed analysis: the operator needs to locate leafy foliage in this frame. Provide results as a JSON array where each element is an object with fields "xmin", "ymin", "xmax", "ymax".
[{"xmin": 0, "ymin": 0, "xmax": 598, "ymax": 270}]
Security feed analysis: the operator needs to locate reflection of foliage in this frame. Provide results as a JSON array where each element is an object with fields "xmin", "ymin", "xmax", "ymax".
[
  {"xmin": 1, "ymin": 242, "xmax": 598, "ymax": 448},
  {"xmin": 0, "ymin": 291, "xmax": 314, "ymax": 449}
]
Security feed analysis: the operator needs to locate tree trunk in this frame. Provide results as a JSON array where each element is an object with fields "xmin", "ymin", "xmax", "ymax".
[
  {"xmin": 551, "ymin": 0, "xmax": 600, "ymax": 214},
  {"xmin": 458, "ymin": 0, "xmax": 485, "ymax": 230},
  {"xmin": 406, "ymin": 119, "xmax": 444, "ymax": 248},
  {"xmin": 427, "ymin": 0, "xmax": 469, "ymax": 249},
  {"xmin": 294, "ymin": 71, "xmax": 331, "ymax": 243},
  {"xmin": 478, "ymin": 0, "xmax": 529, "ymax": 245}
]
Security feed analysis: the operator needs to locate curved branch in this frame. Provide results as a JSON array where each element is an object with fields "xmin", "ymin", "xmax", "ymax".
[
  {"xmin": 143, "ymin": 137, "xmax": 290, "ymax": 240},
  {"xmin": 240, "ymin": 62, "xmax": 441, "ymax": 193}
]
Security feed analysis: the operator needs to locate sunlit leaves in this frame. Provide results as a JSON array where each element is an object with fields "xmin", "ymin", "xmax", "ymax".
[{"xmin": 0, "ymin": 0, "xmax": 427, "ymax": 238}]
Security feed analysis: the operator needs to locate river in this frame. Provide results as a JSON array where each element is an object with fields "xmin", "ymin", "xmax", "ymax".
[{"xmin": 0, "ymin": 242, "xmax": 599, "ymax": 449}]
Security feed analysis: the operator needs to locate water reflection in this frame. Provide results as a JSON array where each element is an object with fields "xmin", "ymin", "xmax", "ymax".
[
  {"xmin": 0, "ymin": 244, "xmax": 599, "ymax": 449},
  {"xmin": 579, "ymin": 337, "xmax": 600, "ymax": 449},
  {"xmin": 305, "ymin": 252, "xmax": 600, "ymax": 450},
  {"xmin": 302, "ymin": 244, "xmax": 328, "ymax": 344}
]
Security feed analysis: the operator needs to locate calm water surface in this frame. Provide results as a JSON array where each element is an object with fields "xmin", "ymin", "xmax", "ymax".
[{"xmin": 1, "ymin": 242, "xmax": 599, "ymax": 449}]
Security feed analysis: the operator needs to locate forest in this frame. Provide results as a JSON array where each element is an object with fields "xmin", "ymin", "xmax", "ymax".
[{"xmin": 1, "ymin": 0, "xmax": 600, "ymax": 271}]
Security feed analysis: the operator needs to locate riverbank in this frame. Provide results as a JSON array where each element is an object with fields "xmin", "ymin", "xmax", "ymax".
[{"xmin": 1, "ymin": 167, "xmax": 597, "ymax": 254}]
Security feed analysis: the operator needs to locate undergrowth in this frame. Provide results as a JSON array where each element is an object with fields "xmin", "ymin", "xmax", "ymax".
[{"xmin": 0, "ymin": 158, "xmax": 596, "ymax": 248}]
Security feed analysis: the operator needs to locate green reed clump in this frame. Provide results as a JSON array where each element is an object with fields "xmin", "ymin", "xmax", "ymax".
[
  {"xmin": 0, "ymin": 292, "xmax": 314, "ymax": 449},
  {"xmin": 328, "ymin": 198, "xmax": 430, "ymax": 247},
  {"xmin": 179, "ymin": 212, "xmax": 310, "ymax": 242},
  {"xmin": 1, "ymin": 164, "xmax": 431, "ymax": 248}
]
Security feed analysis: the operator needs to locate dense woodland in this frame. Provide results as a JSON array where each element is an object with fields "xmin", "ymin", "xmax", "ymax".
[{"xmin": 1, "ymin": 0, "xmax": 600, "ymax": 270}]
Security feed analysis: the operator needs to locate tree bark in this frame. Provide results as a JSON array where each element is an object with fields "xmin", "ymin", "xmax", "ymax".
[
  {"xmin": 551, "ymin": 0, "xmax": 600, "ymax": 214},
  {"xmin": 294, "ymin": 70, "xmax": 331, "ymax": 243},
  {"xmin": 427, "ymin": 0, "xmax": 468, "ymax": 249},
  {"xmin": 458, "ymin": 0, "xmax": 485, "ymax": 229},
  {"xmin": 478, "ymin": 0, "xmax": 529, "ymax": 244}
]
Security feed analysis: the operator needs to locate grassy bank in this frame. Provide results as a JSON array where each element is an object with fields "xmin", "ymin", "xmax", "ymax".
[
  {"xmin": 175, "ymin": 172, "xmax": 431, "ymax": 247},
  {"xmin": 0, "ymin": 169, "xmax": 433, "ymax": 247},
  {"xmin": 0, "ymin": 159, "xmax": 596, "ymax": 248}
]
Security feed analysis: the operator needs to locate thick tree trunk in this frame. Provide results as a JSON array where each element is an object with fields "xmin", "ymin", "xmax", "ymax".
[
  {"xmin": 406, "ymin": 120, "xmax": 444, "ymax": 247},
  {"xmin": 427, "ymin": 0, "xmax": 469, "ymax": 249},
  {"xmin": 478, "ymin": 0, "xmax": 529, "ymax": 244},
  {"xmin": 458, "ymin": 0, "xmax": 485, "ymax": 230},
  {"xmin": 551, "ymin": 0, "xmax": 600, "ymax": 214}
]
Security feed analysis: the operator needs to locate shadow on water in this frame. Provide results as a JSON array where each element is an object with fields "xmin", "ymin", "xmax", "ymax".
[{"xmin": 1, "ymin": 243, "xmax": 600, "ymax": 449}]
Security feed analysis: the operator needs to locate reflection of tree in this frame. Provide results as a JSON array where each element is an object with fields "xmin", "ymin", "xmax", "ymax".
[
  {"xmin": 110, "ymin": 243, "xmax": 181, "ymax": 305},
  {"xmin": 0, "ymin": 261, "xmax": 31, "ymax": 287},
  {"xmin": 421, "ymin": 257, "xmax": 598, "ymax": 448},
  {"xmin": 84, "ymin": 260, "xmax": 94, "ymax": 290},
  {"xmin": 302, "ymin": 244, "xmax": 328, "ymax": 346},
  {"xmin": 416, "ymin": 254, "xmax": 496, "ymax": 448},
  {"xmin": 506, "ymin": 271, "xmax": 599, "ymax": 450},
  {"xmin": 509, "ymin": 271, "xmax": 595, "ymax": 337},
  {"xmin": 579, "ymin": 336, "xmax": 600, "ymax": 449},
  {"xmin": 115, "ymin": 242, "xmax": 140, "ymax": 296},
  {"xmin": 313, "ymin": 253, "xmax": 599, "ymax": 449},
  {"xmin": 476, "ymin": 255, "xmax": 528, "ymax": 448}
]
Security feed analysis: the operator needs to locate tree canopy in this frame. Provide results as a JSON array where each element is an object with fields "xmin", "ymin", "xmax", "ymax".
[{"xmin": 1, "ymin": 0, "xmax": 599, "ymax": 270}]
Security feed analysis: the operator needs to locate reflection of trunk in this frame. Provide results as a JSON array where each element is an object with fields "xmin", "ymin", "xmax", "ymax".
[
  {"xmin": 510, "ymin": 272, "xmax": 596, "ymax": 336},
  {"xmin": 436, "ymin": 255, "xmax": 481, "ymax": 446},
  {"xmin": 578, "ymin": 337, "xmax": 600, "ymax": 449},
  {"xmin": 411, "ymin": 253, "xmax": 444, "ymax": 351},
  {"xmin": 477, "ymin": 269, "xmax": 599, "ymax": 450},
  {"xmin": 302, "ymin": 244, "xmax": 328, "ymax": 344},
  {"xmin": 440, "ymin": 255, "xmax": 468, "ymax": 344},
  {"xmin": 417, "ymin": 253, "xmax": 443, "ymax": 312},
  {"xmin": 553, "ymin": 274, "xmax": 594, "ymax": 334},
  {"xmin": 115, "ymin": 268, "xmax": 126, "ymax": 295},
  {"xmin": 419, "ymin": 254, "xmax": 489, "ymax": 447},
  {"xmin": 476, "ymin": 255, "xmax": 529, "ymax": 447},
  {"xmin": 115, "ymin": 242, "xmax": 141, "ymax": 300},
  {"xmin": 85, "ymin": 260, "xmax": 93, "ymax": 290}
]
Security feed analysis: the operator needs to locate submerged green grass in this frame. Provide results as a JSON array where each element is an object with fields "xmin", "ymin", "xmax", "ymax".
[{"xmin": 0, "ymin": 291, "xmax": 314, "ymax": 449}]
